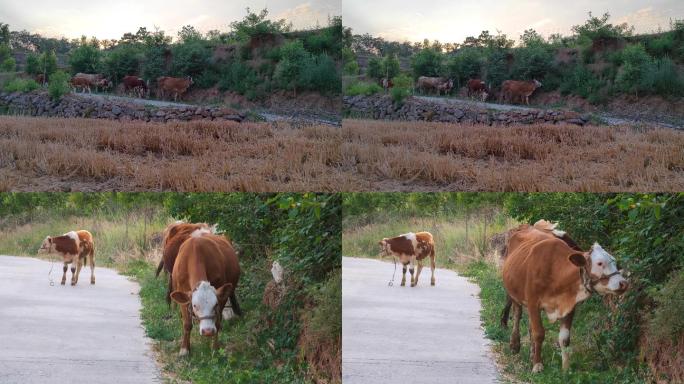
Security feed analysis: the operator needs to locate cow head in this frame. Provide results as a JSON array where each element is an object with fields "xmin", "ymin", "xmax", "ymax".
[
  {"xmin": 568, "ymin": 243, "xmax": 628, "ymax": 295},
  {"xmin": 171, "ymin": 281, "xmax": 234, "ymax": 336},
  {"xmin": 38, "ymin": 236, "xmax": 53, "ymax": 253},
  {"xmin": 533, "ymin": 79, "xmax": 542, "ymax": 88},
  {"xmin": 378, "ymin": 238, "xmax": 390, "ymax": 258}
]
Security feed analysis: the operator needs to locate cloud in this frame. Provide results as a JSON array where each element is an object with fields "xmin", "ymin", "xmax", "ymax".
[
  {"xmin": 275, "ymin": 2, "xmax": 330, "ymax": 29},
  {"xmin": 616, "ymin": 7, "xmax": 670, "ymax": 33}
]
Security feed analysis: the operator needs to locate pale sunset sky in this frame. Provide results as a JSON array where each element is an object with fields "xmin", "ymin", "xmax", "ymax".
[
  {"xmin": 1, "ymin": 0, "xmax": 341, "ymax": 40},
  {"xmin": 343, "ymin": 0, "xmax": 684, "ymax": 43}
]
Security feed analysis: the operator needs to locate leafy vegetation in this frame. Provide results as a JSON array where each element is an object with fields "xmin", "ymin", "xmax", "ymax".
[
  {"xmin": 350, "ymin": 13, "xmax": 684, "ymax": 102},
  {"xmin": 47, "ymin": 70, "xmax": 69, "ymax": 100},
  {"xmin": 3, "ymin": 77, "xmax": 39, "ymax": 92}
]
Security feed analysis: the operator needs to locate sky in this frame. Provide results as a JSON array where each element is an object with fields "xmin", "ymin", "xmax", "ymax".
[
  {"xmin": 0, "ymin": 0, "xmax": 340, "ymax": 40},
  {"xmin": 343, "ymin": 0, "xmax": 684, "ymax": 43}
]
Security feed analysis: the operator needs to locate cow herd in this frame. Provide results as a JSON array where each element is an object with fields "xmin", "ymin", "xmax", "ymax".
[
  {"xmin": 381, "ymin": 75, "xmax": 543, "ymax": 105},
  {"xmin": 37, "ymin": 221, "xmax": 241, "ymax": 357},
  {"xmin": 378, "ymin": 219, "xmax": 629, "ymax": 373},
  {"xmin": 35, "ymin": 72, "xmax": 194, "ymax": 101}
]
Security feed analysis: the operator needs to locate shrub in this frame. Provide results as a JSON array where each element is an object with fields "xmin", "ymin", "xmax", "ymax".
[
  {"xmin": 103, "ymin": 44, "xmax": 143, "ymax": 83},
  {"xmin": 366, "ymin": 56, "xmax": 383, "ymax": 80},
  {"xmin": 217, "ymin": 60, "xmax": 259, "ymax": 94},
  {"xmin": 510, "ymin": 43, "xmax": 553, "ymax": 80},
  {"xmin": 559, "ymin": 65, "xmax": 605, "ymax": 102},
  {"xmin": 273, "ymin": 40, "xmax": 310, "ymax": 95},
  {"xmin": 344, "ymin": 81, "xmax": 382, "ymax": 96},
  {"xmin": 390, "ymin": 73, "xmax": 413, "ymax": 103},
  {"xmin": 651, "ymin": 57, "xmax": 684, "ymax": 97},
  {"xmin": 300, "ymin": 54, "xmax": 341, "ymax": 94},
  {"xmin": 69, "ymin": 44, "xmax": 102, "ymax": 74},
  {"xmin": 171, "ymin": 40, "xmax": 211, "ymax": 79},
  {"xmin": 1, "ymin": 57, "xmax": 15, "ymax": 72},
  {"xmin": 482, "ymin": 49, "xmax": 509, "ymax": 88},
  {"xmin": 411, "ymin": 48, "xmax": 443, "ymax": 79},
  {"xmin": 3, "ymin": 78, "xmax": 39, "ymax": 92},
  {"xmin": 26, "ymin": 51, "xmax": 57, "ymax": 77},
  {"xmin": 48, "ymin": 71, "xmax": 70, "ymax": 100},
  {"xmin": 343, "ymin": 60, "xmax": 359, "ymax": 76},
  {"xmin": 616, "ymin": 44, "xmax": 654, "ymax": 96},
  {"xmin": 447, "ymin": 47, "xmax": 483, "ymax": 86}
]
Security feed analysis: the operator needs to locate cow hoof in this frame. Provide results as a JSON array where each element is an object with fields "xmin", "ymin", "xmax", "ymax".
[
  {"xmin": 179, "ymin": 348, "xmax": 189, "ymax": 357},
  {"xmin": 71, "ymin": 282, "xmax": 76, "ymax": 286},
  {"xmin": 532, "ymin": 363, "xmax": 543, "ymax": 373},
  {"xmin": 510, "ymin": 342, "xmax": 520, "ymax": 353},
  {"xmin": 400, "ymin": 282, "xmax": 405, "ymax": 287},
  {"xmin": 60, "ymin": 281, "xmax": 65, "ymax": 285},
  {"xmin": 91, "ymin": 279, "xmax": 95, "ymax": 285},
  {"xmin": 431, "ymin": 280, "xmax": 435, "ymax": 286}
]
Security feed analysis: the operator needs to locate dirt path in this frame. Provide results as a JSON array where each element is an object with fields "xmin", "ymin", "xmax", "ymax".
[
  {"xmin": 0, "ymin": 255, "xmax": 160, "ymax": 384},
  {"xmin": 414, "ymin": 95, "xmax": 682, "ymax": 129},
  {"xmin": 342, "ymin": 256, "xmax": 498, "ymax": 384}
]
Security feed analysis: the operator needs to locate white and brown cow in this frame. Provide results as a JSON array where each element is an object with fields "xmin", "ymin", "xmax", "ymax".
[
  {"xmin": 379, "ymin": 231, "xmax": 436, "ymax": 287},
  {"xmin": 170, "ymin": 232, "xmax": 241, "ymax": 356},
  {"xmin": 38, "ymin": 230, "xmax": 95, "ymax": 286},
  {"xmin": 501, "ymin": 223, "xmax": 628, "ymax": 372}
]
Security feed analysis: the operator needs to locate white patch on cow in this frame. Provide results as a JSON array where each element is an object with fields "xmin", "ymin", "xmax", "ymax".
[
  {"xmin": 271, "ymin": 261, "xmax": 284, "ymax": 284},
  {"xmin": 402, "ymin": 232, "xmax": 418, "ymax": 253},
  {"xmin": 575, "ymin": 281, "xmax": 591, "ymax": 303},
  {"xmin": 209, "ymin": 223, "xmax": 219, "ymax": 234},
  {"xmin": 546, "ymin": 308, "xmax": 561, "ymax": 323},
  {"xmin": 64, "ymin": 231, "xmax": 78, "ymax": 242},
  {"xmin": 222, "ymin": 306, "xmax": 235, "ymax": 320},
  {"xmin": 552, "ymin": 229, "xmax": 567, "ymax": 237},
  {"xmin": 589, "ymin": 243, "xmax": 627, "ymax": 294},
  {"xmin": 38, "ymin": 236, "xmax": 52, "ymax": 253},
  {"xmin": 192, "ymin": 281, "xmax": 218, "ymax": 336},
  {"xmin": 191, "ymin": 228, "xmax": 211, "ymax": 238},
  {"xmin": 559, "ymin": 327, "xmax": 570, "ymax": 344}
]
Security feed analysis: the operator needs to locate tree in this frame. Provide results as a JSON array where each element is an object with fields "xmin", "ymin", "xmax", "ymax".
[
  {"xmin": 177, "ymin": 25, "xmax": 203, "ymax": 43},
  {"xmin": 230, "ymin": 8, "xmax": 291, "ymax": 41},
  {"xmin": 616, "ymin": 44, "xmax": 654, "ymax": 96},
  {"xmin": 519, "ymin": 29, "xmax": 545, "ymax": 47},
  {"xmin": 69, "ymin": 43, "xmax": 101, "ymax": 74},
  {"xmin": 0, "ymin": 23, "xmax": 9, "ymax": 45},
  {"xmin": 1, "ymin": 57, "xmax": 15, "ymax": 72},
  {"xmin": 48, "ymin": 71, "xmax": 70, "ymax": 100},
  {"xmin": 274, "ymin": 40, "xmax": 309, "ymax": 96},
  {"xmin": 366, "ymin": 56, "xmax": 383, "ymax": 79},
  {"xmin": 572, "ymin": 12, "xmax": 634, "ymax": 43},
  {"xmin": 411, "ymin": 48, "xmax": 443, "ymax": 79}
]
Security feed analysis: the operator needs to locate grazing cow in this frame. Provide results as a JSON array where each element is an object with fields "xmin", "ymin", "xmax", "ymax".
[
  {"xmin": 122, "ymin": 75, "xmax": 148, "ymax": 98},
  {"xmin": 72, "ymin": 73, "xmax": 109, "ymax": 93},
  {"xmin": 499, "ymin": 79, "xmax": 542, "ymax": 105},
  {"xmin": 38, "ymin": 230, "xmax": 95, "ymax": 286},
  {"xmin": 379, "ymin": 232, "xmax": 436, "ymax": 287},
  {"xmin": 156, "ymin": 222, "xmax": 214, "ymax": 303},
  {"xmin": 416, "ymin": 76, "xmax": 451, "ymax": 96},
  {"xmin": 70, "ymin": 76, "xmax": 94, "ymax": 93},
  {"xmin": 467, "ymin": 79, "xmax": 490, "ymax": 101},
  {"xmin": 157, "ymin": 76, "xmax": 193, "ymax": 101},
  {"xmin": 437, "ymin": 78, "xmax": 454, "ymax": 96},
  {"xmin": 170, "ymin": 232, "xmax": 241, "ymax": 356},
  {"xmin": 501, "ymin": 223, "xmax": 628, "ymax": 372},
  {"xmin": 381, "ymin": 77, "xmax": 393, "ymax": 93}
]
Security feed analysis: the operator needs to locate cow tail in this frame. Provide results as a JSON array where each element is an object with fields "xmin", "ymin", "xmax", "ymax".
[
  {"xmin": 229, "ymin": 293, "xmax": 243, "ymax": 317},
  {"xmin": 501, "ymin": 294, "xmax": 513, "ymax": 328},
  {"xmin": 155, "ymin": 259, "xmax": 164, "ymax": 278},
  {"xmin": 166, "ymin": 275, "xmax": 173, "ymax": 306}
]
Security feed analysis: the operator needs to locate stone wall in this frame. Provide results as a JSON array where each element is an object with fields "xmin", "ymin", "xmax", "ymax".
[
  {"xmin": 0, "ymin": 91, "xmax": 245, "ymax": 123},
  {"xmin": 343, "ymin": 95, "xmax": 590, "ymax": 126}
]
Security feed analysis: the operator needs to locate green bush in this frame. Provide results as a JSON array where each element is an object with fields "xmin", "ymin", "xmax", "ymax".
[
  {"xmin": 170, "ymin": 40, "xmax": 211, "ymax": 79},
  {"xmin": 300, "ymin": 54, "xmax": 341, "ymax": 94},
  {"xmin": 26, "ymin": 51, "xmax": 57, "ymax": 77},
  {"xmin": 3, "ymin": 78, "xmax": 39, "ymax": 92},
  {"xmin": 103, "ymin": 44, "xmax": 143, "ymax": 83},
  {"xmin": 344, "ymin": 60, "xmax": 359, "ymax": 76},
  {"xmin": 447, "ymin": 47, "xmax": 483, "ymax": 86},
  {"xmin": 366, "ymin": 56, "xmax": 383, "ymax": 80},
  {"xmin": 217, "ymin": 60, "xmax": 259, "ymax": 94},
  {"xmin": 651, "ymin": 57, "xmax": 684, "ymax": 97},
  {"xmin": 69, "ymin": 44, "xmax": 102, "ymax": 74},
  {"xmin": 510, "ymin": 43, "xmax": 553, "ymax": 81},
  {"xmin": 273, "ymin": 40, "xmax": 310, "ymax": 95},
  {"xmin": 616, "ymin": 44, "xmax": 654, "ymax": 96},
  {"xmin": 647, "ymin": 271, "xmax": 684, "ymax": 342},
  {"xmin": 390, "ymin": 73, "xmax": 413, "ymax": 103},
  {"xmin": 48, "ymin": 71, "xmax": 70, "ymax": 100},
  {"xmin": 559, "ymin": 65, "xmax": 606, "ymax": 103},
  {"xmin": 411, "ymin": 48, "xmax": 443, "ymax": 79},
  {"xmin": 482, "ymin": 49, "xmax": 509, "ymax": 88},
  {"xmin": 0, "ymin": 43, "xmax": 10, "ymax": 63},
  {"xmin": 345, "ymin": 81, "xmax": 382, "ymax": 96},
  {"xmin": 1, "ymin": 57, "xmax": 15, "ymax": 72}
]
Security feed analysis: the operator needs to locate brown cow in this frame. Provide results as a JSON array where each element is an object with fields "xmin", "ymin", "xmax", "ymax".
[
  {"xmin": 381, "ymin": 77, "xmax": 393, "ymax": 93},
  {"xmin": 502, "ymin": 223, "xmax": 628, "ymax": 372},
  {"xmin": 72, "ymin": 73, "xmax": 109, "ymax": 93},
  {"xmin": 122, "ymin": 75, "xmax": 148, "ymax": 98},
  {"xmin": 38, "ymin": 230, "xmax": 95, "ymax": 286},
  {"xmin": 157, "ymin": 76, "xmax": 193, "ymax": 101},
  {"xmin": 467, "ymin": 79, "xmax": 490, "ymax": 101},
  {"xmin": 156, "ymin": 221, "xmax": 214, "ymax": 303},
  {"xmin": 170, "ymin": 233, "xmax": 241, "ymax": 356},
  {"xmin": 379, "ymin": 232, "xmax": 436, "ymax": 287},
  {"xmin": 499, "ymin": 79, "xmax": 542, "ymax": 105},
  {"xmin": 416, "ymin": 76, "xmax": 451, "ymax": 96}
]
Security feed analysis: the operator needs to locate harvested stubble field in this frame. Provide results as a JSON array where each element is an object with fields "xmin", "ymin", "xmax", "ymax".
[
  {"xmin": 0, "ymin": 116, "xmax": 348, "ymax": 191},
  {"xmin": 341, "ymin": 119, "xmax": 684, "ymax": 191}
]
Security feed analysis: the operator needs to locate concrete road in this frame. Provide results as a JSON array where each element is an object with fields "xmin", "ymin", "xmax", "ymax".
[
  {"xmin": 0, "ymin": 256, "xmax": 160, "ymax": 384},
  {"xmin": 343, "ymin": 257, "xmax": 498, "ymax": 384}
]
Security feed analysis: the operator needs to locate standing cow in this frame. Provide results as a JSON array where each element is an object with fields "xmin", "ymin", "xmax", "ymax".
[
  {"xmin": 157, "ymin": 76, "xmax": 193, "ymax": 101},
  {"xmin": 122, "ymin": 75, "xmax": 148, "ymax": 98},
  {"xmin": 499, "ymin": 79, "xmax": 542, "ymax": 105},
  {"xmin": 38, "ymin": 230, "xmax": 95, "ymax": 286},
  {"xmin": 379, "ymin": 232, "xmax": 436, "ymax": 287},
  {"xmin": 170, "ymin": 232, "xmax": 241, "ymax": 356},
  {"xmin": 501, "ymin": 223, "xmax": 628, "ymax": 372},
  {"xmin": 467, "ymin": 79, "xmax": 490, "ymax": 101},
  {"xmin": 416, "ymin": 76, "xmax": 452, "ymax": 96}
]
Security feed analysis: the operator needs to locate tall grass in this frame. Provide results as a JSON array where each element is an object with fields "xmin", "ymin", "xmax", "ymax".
[{"xmin": 342, "ymin": 212, "xmax": 515, "ymax": 269}]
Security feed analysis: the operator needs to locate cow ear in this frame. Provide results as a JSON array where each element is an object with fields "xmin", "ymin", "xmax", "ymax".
[
  {"xmin": 170, "ymin": 291, "xmax": 191, "ymax": 305},
  {"xmin": 568, "ymin": 253, "xmax": 586, "ymax": 267},
  {"xmin": 215, "ymin": 283, "xmax": 234, "ymax": 301}
]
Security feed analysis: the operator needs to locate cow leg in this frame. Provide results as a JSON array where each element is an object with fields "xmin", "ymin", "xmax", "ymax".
[
  {"xmin": 409, "ymin": 256, "xmax": 416, "ymax": 287},
  {"xmin": 430, "ymin": 254, "xmax": 436, "ymax": 286},
  {"xmin": 509, "ymin": 302, "xmax": 522, "ymax": 353},
  {"xmin": 61, "ymin": 263, "xmax": 68, "ymax": 285},
  {"xmin": 72, "ymin": 256, "xmax": 83, "ymax": 285},
  {"xmin": 559, "ymin": 309, "xmax": 575, "ymax": 371},
  {"xmin": 179, "ymin": 305, "xmax": 192, "ymax": 356},
  {"xmin": 400, "ymin": 264, "xmax": 407, "ymax": 286},
  {"xmin": 527, "ymin": 304, "xmax": 545, "ymax": 373},
  {"xmin": 70, "ymin": 259, "xmax": 78, "ymax": 286},
  {"xmin": 88, "ymin": 249, "xmax": 95, "ymax": 284},
  {"xmin": 414, "ymin": 259, "xmax": 423, "ymax": 286}
]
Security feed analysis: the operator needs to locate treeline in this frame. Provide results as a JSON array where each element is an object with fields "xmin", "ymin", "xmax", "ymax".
[
  {"xmin": 1, "ymin": 8, "xmax": 343, "ymax": 99},
  {"xmin": 346, "ymin": 13, "xmax": 684, "ymax": 102}
]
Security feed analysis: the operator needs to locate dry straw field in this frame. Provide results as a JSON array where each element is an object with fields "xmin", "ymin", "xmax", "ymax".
[
  {"xmin": 1, "ymin": 116, "xmax": 683, "ymax": 191},
  {"xmin": 341, "ymin": 119, "xmax": 684, "ymax": 191},
  {"xmin": 0, "ymin": 116, "xmax": 347, "ymax": 191}
]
